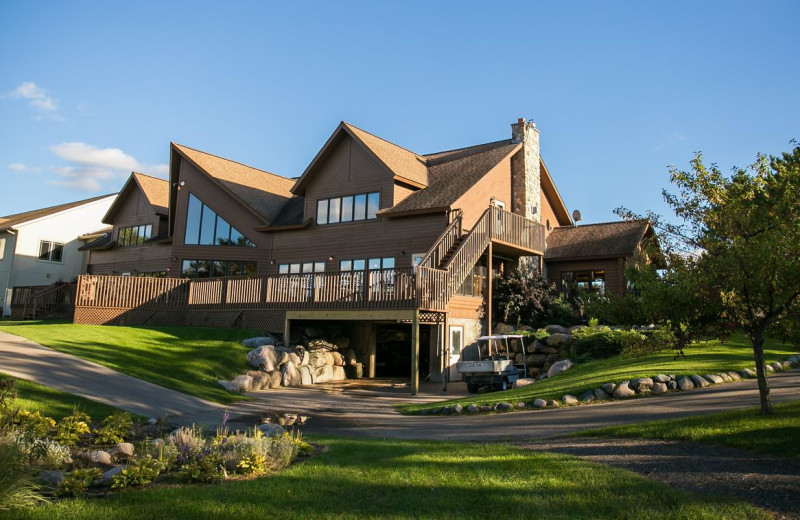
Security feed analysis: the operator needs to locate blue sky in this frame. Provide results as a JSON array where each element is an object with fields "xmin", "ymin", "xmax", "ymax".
[{"xmin": 1, "ymin": 1, "xmax": 798, "ymax": 222}]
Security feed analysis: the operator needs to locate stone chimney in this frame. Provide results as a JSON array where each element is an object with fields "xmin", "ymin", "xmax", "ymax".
[{"xmin": 510, "ymin": 117, "xmax": 542, "ymax": 223}]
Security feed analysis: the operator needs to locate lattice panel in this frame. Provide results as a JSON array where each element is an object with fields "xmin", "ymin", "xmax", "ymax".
[{"xmin": 75, "ymin": 306, "xmax": 286, "ymax": 333}]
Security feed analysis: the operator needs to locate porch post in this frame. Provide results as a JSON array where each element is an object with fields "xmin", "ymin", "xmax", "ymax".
[
  {"xmin": 487, "ymin": 242, "xmax": 493, "ymax": 336},
  {"xmin": 284, "ymin": 316, "xmax": 291, "ymax": 347},
  {"xmin": 411, "ymin": 309, "xmax": 419, "ymax": 395},
  {"xmin": 368, "ymin": 323, "xmax": 377, "ymax": 378}
]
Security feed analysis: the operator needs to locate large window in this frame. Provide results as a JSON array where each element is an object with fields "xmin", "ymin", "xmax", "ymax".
[
  {"xmin": 118, "ymin": 224, "xmax": 152, "ymax": 247},
  {"xmin": 561, "ymin": 270, "xmax": 606, "ymax": 298},
  {"xmin": 181, "ymin": 259, "xmax": 257, "ymax": 278},
  {"xmin": 278, "ymin": 261, "xmax": 326, "ymax": 275},
  {"xmin": 38, "ymin": 240, "xmax": 63, "ymax": 262},
  {"xmin": 456, "ymin": 265, "xmax": 488, "ymax": 297},
  {"xmin": 184, "ymin": 193, "xmax": 254, "ymax": 247},
  {"xmin": 316, "ymin": 191, "xmax": 380, "ymax": 225}
]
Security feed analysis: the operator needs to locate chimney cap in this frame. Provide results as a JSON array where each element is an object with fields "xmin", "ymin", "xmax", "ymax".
[{"xmin": 517, "ymin": 117, "xmax": 525, "ymax": 124}]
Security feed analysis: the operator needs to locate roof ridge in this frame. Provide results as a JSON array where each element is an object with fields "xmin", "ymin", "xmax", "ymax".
[
  {"xmin": 342, "ymin": 122, "xmax": 427, "ymax": 162},
  {"xmin": 132, "ymin": 171, "xmax": 169, "ymax": 182},
  {"xmin": 171, "ymin": 143, "xmax": 294, "ymax": 184},
  {"xmin": 0, "ymin": 193, "xmax": 116, "ymax": 221},
  {"xmin": 552, "ymin": 219, "xmax": 649, "ymax": 230},
  {"xmin": 423, "ymin": 138, "xmax": 511, "ymax": 158}
]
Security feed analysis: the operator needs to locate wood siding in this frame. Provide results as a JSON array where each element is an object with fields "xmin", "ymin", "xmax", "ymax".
[
  {"xmin": 540, "ymin": 187, "xmax": 561, "ymax": 240},
  {"xmin": 545, "ymin": 257, "xmax": 628, "ymax": 296},
  {"xmin": 447, "ymin": 294, "xmax": 483, "ymax": 320},
  {"xmin": 451, "ymin": 154, "xmax": 513, "ymax": 229}
]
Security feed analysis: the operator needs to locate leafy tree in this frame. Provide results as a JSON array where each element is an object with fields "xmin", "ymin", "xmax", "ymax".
[
  {"xmin": 492, "ymin": 267, "xmax": 579, "ymax": 328},
  {"xmin": 618, "ymin": 145, "xmax": 800, "ymax": 414}
]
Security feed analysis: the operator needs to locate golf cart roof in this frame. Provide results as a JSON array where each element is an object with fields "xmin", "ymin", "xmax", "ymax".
[{"xmin": 477, "ymin": 335, "xmax": 525, "ymax": 340}]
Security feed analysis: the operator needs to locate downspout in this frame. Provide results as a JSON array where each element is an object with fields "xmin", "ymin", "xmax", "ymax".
[{"xmin": 2, "ymin": 229, "xmax": 17, "ymax": 317}]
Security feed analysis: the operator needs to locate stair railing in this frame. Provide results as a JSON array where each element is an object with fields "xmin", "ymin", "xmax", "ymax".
[{"xmin": 417, "ymin": 209, "xmax": 463, "ymax": 270}]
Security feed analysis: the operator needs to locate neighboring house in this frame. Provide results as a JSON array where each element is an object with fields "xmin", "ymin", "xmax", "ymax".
[
  {"xmin": 544, "ymin": 220, "xmax": 658, "ymax": 298},
  {"xmin": 0, "ymin": 194, "xmax": 116, "ymax": 316},
  {"xmin": 80, "ymin": 172, "xmax": 172, "ymax": 276},
  {"xmin": 76, "ymin": 118, "xmax": 654, "ymax": 391}
]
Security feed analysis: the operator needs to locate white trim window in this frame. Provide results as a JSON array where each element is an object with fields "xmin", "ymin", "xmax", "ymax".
[{"xmin": 38, "ymin": 240, "xmax": 64, "ymax": 262}]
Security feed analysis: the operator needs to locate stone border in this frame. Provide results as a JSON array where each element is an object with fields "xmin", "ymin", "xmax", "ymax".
[{"xmin": 420, "ymin": 355, "xmax": 800, "ymax": 416}]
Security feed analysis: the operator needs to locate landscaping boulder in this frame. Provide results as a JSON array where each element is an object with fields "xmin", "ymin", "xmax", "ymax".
[
  {"xmin": 331, "ymin": 365, "xmax": 347, "ymax": 381},
  {"xmin": 690, "ymin": 375, "xmax": 710, "ymax": 388},
  {"xmin": 466, "ymin": 404, "xmax": 480, "ymax": 414},
  {"xmin": 578, "ymin": 390, "xmax": 595, "ymax": 403},
  {"xmin": 451, "ymin": 404, "xmax": 463, "ymax": 415},
  {"xmin": 652, "ymin": 382, "xmax": 668, "ymax": 395},
  {"xmin": 298, "ymin": 349, "xmax": 310, "ymax": 366},
  {"xmin": 562, "ymin": 395, "xmax": 578, "ymax": 405},
  {"xmin": 517, "ymin": 402, "xmax": 526, "ymax": 409},
  {"xmin": 613, "ymin": 381, "xmax": 636, "ymax": 399},
  {"xmin": 547, "ymin": 360, "xmax": 574, "ymax": 378},
  {"xmin": 630, "ymin": 377, "xmax": 653, "ymax": 393},
  {"xmin": 114, "ymin": 443, "xmax": 134, "ymax": 459},
  {"xmin": 313, "ymin": 365, "xmax": 334, "ymax": 383},
  {"xmin": 667, "ymin": 380, "xmax": 678, "ymax": 390},
  {"xmin": 494, "ymin": 402, "xmax": 514, "ymax": 412},
  {"xmin": 654, "ymin": 374, "xmax": 671, "ymax": 384},
  {"xmin": 546, "ymin": 400, "xmax": 560, "ymax": 408},
  {"xmin": 740, "ymin": 368, "xmax": 756, "ymax": 378},
  {"xmin": 241, "ymin": 336, "xmax": 276, "ymax": 348},
  {"xmin": 538, "ymin": 346, "xmax": 559, "ymax": 355},
  {"xmin": 79, "ymin": 450, "xmax": 113, "ymax": 467},
  {"xmin": 247, "ymin": 345, "xmax": 278, "ymax": 370},
  {"xmin": 532, "ymin": 398, "xmax": 547, "ymax": 408},
  {"xmin": 494, "ymin": 323, "xmax": 515, "ymax": 335},
  {"xmin": 513, "ymin": 378, "xmax": 535, "ymax": 389},
  {"xmin": 677, "ymin": 376, "xmax": 695, "ymax": 391},
  {"xmin": 765, "ymin": 364, "xmax": 774, "ymax": 373},
  {"xmin": 717, "ymin": 372, "xmax": 733, "ymax": 383},
  {"xmin": 99, "ymin": 465, "xmax": 123, "ymax": 484},
  {"xmin": 546, "ymin": 333, "xmax": 570, "ymax": 348},
  {"xmin": 331, "ymin": 351, "xmax": 345, "ymax": 366},
  {"xmin": 593, "ymin": 388, "xmax": 609, "ymax": 400},
  {"xmin": 218, "ymin": 380, "xmax": 239, "ymax": 393},
  {"xmin": 783, "ymin": 361, "xmax": 794, "ymax": 370},
  {"xmin": 281, "ymin": 362, "xmax": 302, "ymax": 387},
  {"xmin": 727, "ymin": 371, "xmax": 742, "ymax": 381},
  {"xmin": 705, "ymin": 374, "xmax": 724, "ymax": 384},
  {"xmin": 299, "ymin": 365, "xmax": 313, "ymax": 385},
  {"xmin": 233, "ymin": 374, "xmax": 254, "ymax": 392},
  {"xmin": 308, "ymin": 352, "xmax": 327, "ymax": 368},
  {"xmin": 545, "ymin": 324, "xmax": 568, "ymax": 335},
  {"xmin": 38, "ymin": 470, "xmax": 64, "ymax": 488},
  {"xmin": 528, "ymin": 354, "xmax": 548, "ymax": 366},
  {"xmin": 770, "ymin": 361, "xmax": 783, "ymax": 371},
  {"xmin": 258, "ymin": 423, "xmax": 285, "ymax": 437},
  {"xmin": 479, "ymin": 405, "xmax": 493, "ymax": 413},
  {"xmin": 247, "ymin": 371, "xmax": 271, "ymax": 391},
  {"xmin": 601, "ymin": 383, "xmax": 616, "ymax": 396},
  {"xmin": 268, "ymin": 370, "xmax": 283, "ymax": 389},
  {"xmin": 567, "ymin": 325, "xmax": 586, "ymax": 334}
]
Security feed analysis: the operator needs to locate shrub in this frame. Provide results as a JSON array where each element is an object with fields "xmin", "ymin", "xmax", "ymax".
[
  {"xmin": 112, "ymin": 455, "xmax": 165, "ymax": 489},
  {"xmin": 95, "ymin": 411, "xmax": 133, "ymax": 445},
  {"xmin": 15, "ymin": 411, "xmax": 56, "ymax": 438},
  {"xmin": 624, "ymin": 329, "xmax": 675, "ymax": 357},
  {"xmin": 177, "ymin": 452, "xmax": 225, "ymax": 483},
  {"xmin": 15, "ymin": 435, "xmax": 71, "ymax": 468},
  {"xmin": 57, "ymin": 468, "xmax": 102, "ymax": 497},
  {"xmin": 493, "ymin": 268, "xmax": 580, "ymax": 328},
  {"xmin": 571, "ymin": 327, "xmax": 647, "ymax": 361},
  {"xmin": 0, "ymin": 437, "xmax": 47, "ymax": 510},
  {"xmin": 0, "ymin": 379, "xmax": 20, "ymax": 434},
  {"xmin": 55, "ymin": 411, "xmax": 91, "ymax": 446}
]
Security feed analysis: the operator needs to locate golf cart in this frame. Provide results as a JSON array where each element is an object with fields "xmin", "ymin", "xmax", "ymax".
[{"xmin": 457, "ymin": 334, "xmax": 528, "ymax": 393}]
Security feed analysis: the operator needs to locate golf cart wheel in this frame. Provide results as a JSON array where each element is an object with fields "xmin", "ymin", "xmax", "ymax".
[
  {"xmin": 499, "ymin": 377, "xmax": 509, "ymax": 391},
  {"xmin": 467, "ymin": 383, "xmax": 479, "ymax": 393}
]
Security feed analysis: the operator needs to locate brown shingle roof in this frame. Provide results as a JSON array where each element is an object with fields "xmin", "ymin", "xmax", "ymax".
[
  {"xmin": 380, "ymin": 140, "xmax": 520, "ymax": 215},
  {"xmin": 344, "ymin": 123, "xmax": 429, "ymax": 187},
  {"xmin": 544, "ymin": 220, "xmax": 652, "ymax": 260},
  {"xmin": 132, "ymin": 172, "xmax": 169, "ymax": 214},
  {"xmin": 173, "ymin": 143, "xmax": 294, "ymax": 224},
  {"xmin": 0, "ymin": 194, "xmax": 115, "ymax": 232}
]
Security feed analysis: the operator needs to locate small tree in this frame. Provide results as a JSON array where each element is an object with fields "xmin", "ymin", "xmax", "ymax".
[
  {"xmin": 492, "ymin": 267, "xmax": 579, "ymax": 328},
  {"xmin": 618, "ymin": 145, "xmax": 800, "ymax": 414}
]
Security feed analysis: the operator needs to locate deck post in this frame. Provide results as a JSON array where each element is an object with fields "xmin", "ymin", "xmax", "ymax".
[
  {"xmin": 368, "ymin": 323, "xmax": 377, "ymax": 378},
  {"xmin": 487, "ymin": 242, "xmax": 493, "ymax": 336},
  {"xmin": 284, "ymin": 316, "xmax": 291, "ymax": 347},
  {"xmin": 411, "ymin": 309, "xmax": 419, "ymax": 395}
]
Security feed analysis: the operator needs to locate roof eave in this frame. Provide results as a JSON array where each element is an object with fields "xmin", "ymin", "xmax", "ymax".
[
  {"xmin": 254, "ymin": 218, "xmax": 314, "ymax": 232},
  {"xmin": 378, "ymin": 206, "xmax": 450, "ymax": 218}
]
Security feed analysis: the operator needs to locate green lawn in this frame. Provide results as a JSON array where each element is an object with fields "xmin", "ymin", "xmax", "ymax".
[
  {"xmin": 7, "ymin": 437, "xmax": 768, "ymax": 519},
  {"xmin": 0, "ymin": 321, "xmax": 260, "ymax": 405},
  {"xmin": 401, "ymin": 334, "xmax": 798, "ymax": 414},
  {"xmin": 574, "ymin": 400, "xmax": 800, "ymax": 457},
  {"xmin": 1, "ymin": 373, "xmax": 123, "ymax": 420}
]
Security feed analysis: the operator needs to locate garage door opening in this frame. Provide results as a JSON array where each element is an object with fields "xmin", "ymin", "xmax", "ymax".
[{"xmin": 375, "ymin": 323, "xmax": 431, "ymax": 380}]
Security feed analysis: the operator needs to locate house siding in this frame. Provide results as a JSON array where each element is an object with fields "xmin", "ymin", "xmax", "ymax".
[
  {"xmin": 544, "ymin": 257, "xmax": 628, "ymax": 296},
  {"xmin": 451, "ymin": 154, "xmax": 513, "ymax": 229}
]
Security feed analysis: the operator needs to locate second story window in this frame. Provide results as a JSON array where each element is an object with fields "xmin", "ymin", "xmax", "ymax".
[
  {"xmin": 118, "ymin": 224, "xmax": 152, "ymax": 247},
  {"xmin": 38, "ymin": 240, "xmax": 63, "ymax": 262},
  {"xmin": 184, "ymin": 192, "xmax": 254, "ymax": 247},
  {"xmin": 316, "ymin": 191, "xmax": 380, "ymax": 225}
]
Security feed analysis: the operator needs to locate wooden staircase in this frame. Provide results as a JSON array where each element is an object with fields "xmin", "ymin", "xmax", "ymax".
[{"xmin": 12, "ymin": 282, "xmax": 77, "ymax": 320}]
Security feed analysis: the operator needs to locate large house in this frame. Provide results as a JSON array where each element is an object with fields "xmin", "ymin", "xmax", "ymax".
[
  {"xmin": 0, "ymin": 194, "xmax": 116, "ymax": 317},
  {"xmin": 76, "ymin": 118, "xmax": 654, "ymax": 392}
]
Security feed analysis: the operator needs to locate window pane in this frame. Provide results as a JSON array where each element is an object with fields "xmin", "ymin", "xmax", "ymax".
[
  {"xmin": 138, "ymin": 225, "xmax": 147, "ymax": 245},
  {"xmin": 181, "ymin": 260, "xmax": 196, "ymax": 278},
  {"xmin": 212, "ymin": 261, "xmax": 226, "ymax": 277},
  {"xmin": 341, "ymin": 195, "xmax": 353, "ymax": 222},
  {"xmin": 0, "ymin": 237, "xmax": 5, "ymax": 261},
  {"xmin": 302, "ymin": 262, "xmax": 314, "ymax": 273},
  {"xmin": 382, "ymin": 257, "xmax": 395, "ymax": 269},
  {"xmin": 184, "ymin": 193, "xmax": 202, "ymax": 245},
  {"xmin": 199, "ymin": 204, "xmax": 216, "ymax": 245},
  {"xmin": 215, "ymin": 217, "xmax": 231, "ymax": 245},
  {"xmin": 314, "ymin": 262, "xmax": 325, "ymax": 273},
  {"xmin": 316, "ymin": 199, "xmax": 328, "ymax": 225},
  {"xmin": 196, "ymin": 260, "xmax": 211, "ymax": 278},
  {"xmin": 328, "ymin": 198, "xmax": 341, "ymax": 223},
  {"xmin": 228, "ymin": 262, "xmax": 241, "ymax": 277},
  {"xmin": 353, "ymin": 259, "xmax": 365, "ymax": 271},
  {"xmin": 278, "ymin": 264, "xmax": 289, "ymax": 274},
  {"xmin": 51, "ymin": 243, "xmax": 63, "ymax": 262},
  {"xmin": 243, "ymin": 262, "xmax": 257, "ymax": 276},
  {"xmin": 340, "ymin": 260, "xmax": 352, "ymax": 271},
  {"xmin": 367, "ymin": 192, "xmax": 380, "ymax": 219},
  {"xmin": 230, "ymin": 227, "xmax": 244, "ymax": 246},
  {"xmin": 144, "ymin": 225, "xmax": 152, "ymax": 240},
  {"xmin": 290, "ymin": 263, "xmax": 301, "ymax": 274},
  {"xmin": 38, "ymin": 241, "xmax": 51, "ymax": 260},
  {"xmin": 368, "ymin": 258, "xmax": 381, "ymax": 270},
  {"xmin": 353, "ymin": 194, "xmax": 366, "ymax": 220}
]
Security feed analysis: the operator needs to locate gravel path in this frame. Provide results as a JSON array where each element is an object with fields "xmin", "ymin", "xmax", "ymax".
[{"xmin": 521, "ymin": 438, "xmax": 800, "ymax": 519}]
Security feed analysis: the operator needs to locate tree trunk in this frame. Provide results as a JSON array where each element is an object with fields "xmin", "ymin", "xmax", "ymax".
[{"xmin": 750, "ymin": 332, "xmax": 773, "ymax": 415}]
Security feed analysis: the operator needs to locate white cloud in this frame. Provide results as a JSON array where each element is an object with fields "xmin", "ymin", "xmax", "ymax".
[
  {"xmin": 8, "ymin": 163, "xmax": 43, "ymax": 173},
  {"xmin": 149, "ymin": 163, "xmax": 170, "ymax": 175},
  {"xmin": 45, "ymin": 142, "xmax": 169, "ymax": 192},
  {"xmin": 10, "ymin": 82, "xmax": 61, "ymax": 119}
]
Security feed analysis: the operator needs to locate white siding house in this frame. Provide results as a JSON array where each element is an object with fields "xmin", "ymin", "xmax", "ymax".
[{"xmin": 0, "ymin": 194, "xmax": 116, "ymax": 316}]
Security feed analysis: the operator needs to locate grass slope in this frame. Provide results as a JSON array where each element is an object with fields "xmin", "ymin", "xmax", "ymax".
[
  {"xmin": 401, "ymin": 334, "xmax": 798, "ymax": 413},
  {"xmin": 575, "ymin": 400, "xmax": 800, "ymax": 457},
  {"xmin": 7, "ymin": 438, "xmax": 768, "ymax": 519},
  {"xmin": 0, "ymin": 321, "xmax": 259, "ymax": 405},
  {"xmin": 1, "ymin": 373, "xmax": 122, "ymax": 420}
]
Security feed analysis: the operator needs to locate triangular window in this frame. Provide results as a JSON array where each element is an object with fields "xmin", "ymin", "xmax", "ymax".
[{"xmin": 184, "ymin": 192, "xmax": 254, "ymax": 247}]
